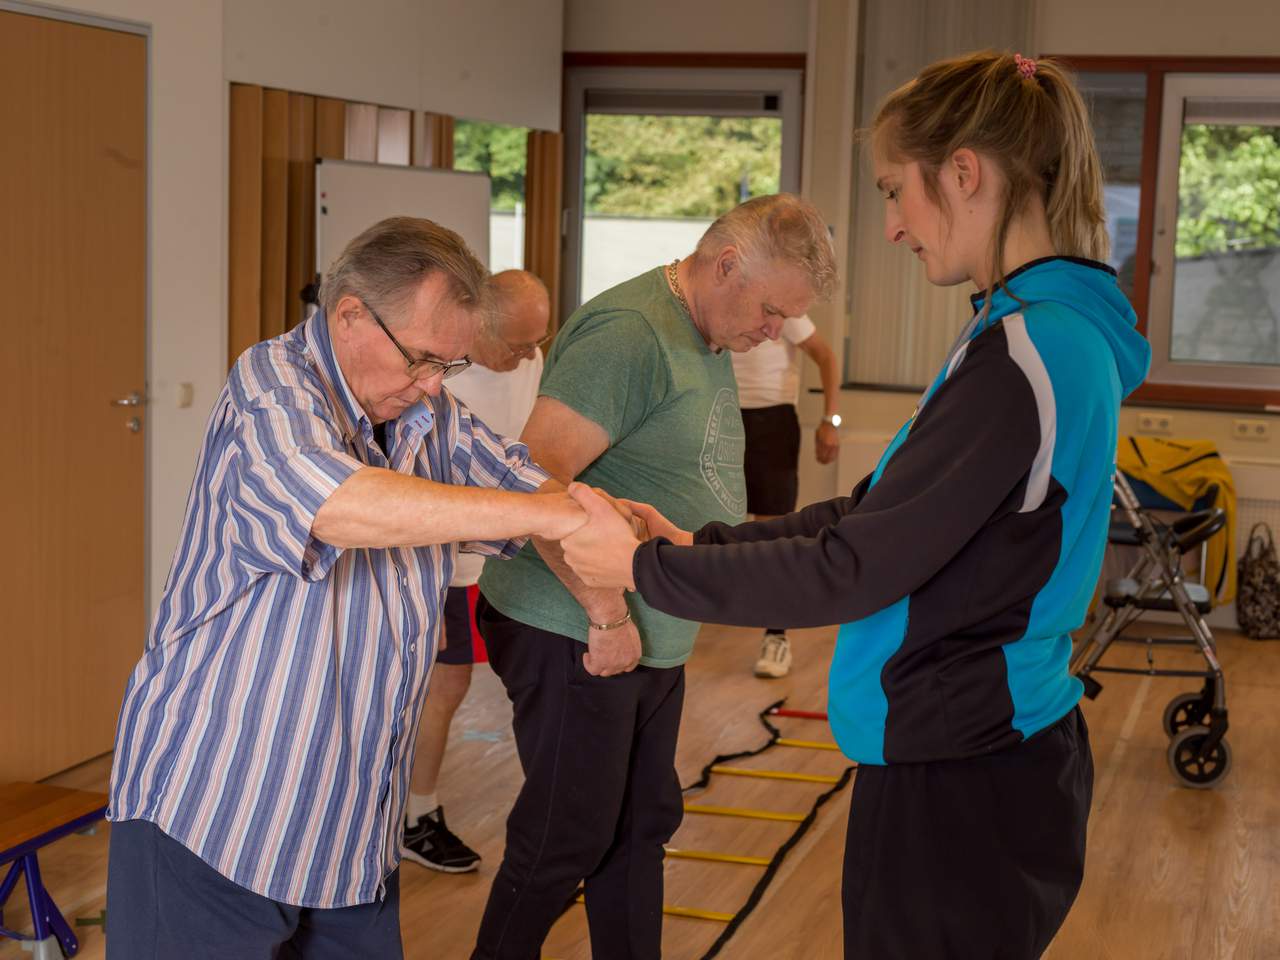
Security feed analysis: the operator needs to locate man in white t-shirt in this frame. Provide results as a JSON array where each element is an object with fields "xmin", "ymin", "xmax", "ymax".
[
  {"xmin": 730, "ymin": 314, "xmax": 841, "ymax": 678},
  {"xmin": 402, "ymin": 269, "xmax": 551, "ymax": 872}
]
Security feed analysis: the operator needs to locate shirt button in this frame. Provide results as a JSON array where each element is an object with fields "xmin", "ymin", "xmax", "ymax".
[{"xmin": 410, "ymin": 643, "xmax": 417, "ymax": 653}]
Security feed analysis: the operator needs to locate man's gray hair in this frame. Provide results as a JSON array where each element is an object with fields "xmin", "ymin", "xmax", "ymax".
[
  {"xmin": 695, "ymin": 194, "xmax": 837, "ymax": 301},
  {"xmin": 318, "ymin": 216, "xmax": 490, "ymax": 324}
]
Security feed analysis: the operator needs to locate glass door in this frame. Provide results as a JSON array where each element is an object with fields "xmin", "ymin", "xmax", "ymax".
[{"xmin": 562, "ymin": 67, "xmax": 803, "ymax": 315}]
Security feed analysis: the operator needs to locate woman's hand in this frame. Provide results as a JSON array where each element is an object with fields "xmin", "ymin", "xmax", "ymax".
[
  {"xmin": 619, "ymin": 499, "xmax": 693, "ymax": 547},
  {"xmin": 586, "ymin": 486, "xmax": 649, "ymax": 541},
  {"xmin": 560, "ymin": 484, "xmax": 643, "ymax": 590}
]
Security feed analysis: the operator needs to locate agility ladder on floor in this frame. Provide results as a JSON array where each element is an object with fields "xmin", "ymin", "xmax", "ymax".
[{"xmin": 557, "ymin": 698, "xmax": 854, "ymax": 960}]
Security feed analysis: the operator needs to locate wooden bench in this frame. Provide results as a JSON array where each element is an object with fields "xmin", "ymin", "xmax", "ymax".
[{"xmin": 1, "ymin": 782, "xmax": 108, "ymax": 959}]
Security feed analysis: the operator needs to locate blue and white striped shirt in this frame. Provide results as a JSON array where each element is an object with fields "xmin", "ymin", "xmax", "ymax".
[{"xmin": 109, "ymin": 312, "xmax": 548, "ymax": 907}]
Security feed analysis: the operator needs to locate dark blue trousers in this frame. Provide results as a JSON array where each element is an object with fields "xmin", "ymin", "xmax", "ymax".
[{"xmin": 106, "ymin": 819, "xmax": 402, "ymax": 959}]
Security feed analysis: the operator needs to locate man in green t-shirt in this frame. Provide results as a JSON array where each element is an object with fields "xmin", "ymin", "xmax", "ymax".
[{"xmin": 471, "ymin": 194, "xmax": 837, "ymax": 959}]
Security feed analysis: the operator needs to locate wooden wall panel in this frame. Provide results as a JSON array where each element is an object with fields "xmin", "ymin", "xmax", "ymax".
[
  {"xmin": 344, "ymin": 102, "xmax": 378, "ymax": 162},
  {"xmin": 525, "ymin": 130, "xmax": 564, "ymax": 328},
  {"xmin": 426, "ymin": 112, "xmax": 455, "ymax": 168},
  {"xmin": 232, "ymin": 86, "xmax": 352, "ymax": 360},
  {"xmin": 287, "ymin": 92, "xmax": 316, "ymax": 331},
  {"xmin": 231, "ymin": 85, "xmax": 353, "ymax": 357},
  {"xmin": 228, "ymin": 83, "xmax": 264, "ymax": 365},
  {"xmin": 315, "ymin": 97, "xmax": 346, "ymax": 159},
  {"xmin": 260, "ymin": 88, "xmax": 290, "ymax": 340},
  {"xmin": 376, "ymin": 106, "xmax": 412, "ymax": 165}
]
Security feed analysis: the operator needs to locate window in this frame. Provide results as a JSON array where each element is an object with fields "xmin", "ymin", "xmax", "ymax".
[
  {"xmin": 1077, "ymin": 72, "xmax": 1148, "ymax": 306},
  {"xmin": 579, "ymin": 113, "xmax": 782, "ymax": 303},
  {"xmin": 453, "ymin": 119, "xmax": 529, "ymax": 272},
  {"xmin": 1062, "ymin": 58, "xmax": 1280, "ymax": 406},
  {"xmin": 1149, "ymin": 76, "xmax": 1280, "ymax": 386},
  {"xmin": 562, "ymin": 66, "xmax": 803, "ymax": 315}
]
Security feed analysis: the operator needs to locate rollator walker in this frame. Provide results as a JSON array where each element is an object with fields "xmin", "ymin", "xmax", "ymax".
[{"xmin": 1070, "ymin": 471, "xmax": 1232, "ymax": 788}]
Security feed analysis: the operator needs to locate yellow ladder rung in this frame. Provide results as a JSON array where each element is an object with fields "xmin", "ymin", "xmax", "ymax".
[
  {"xmin": 572, "ymin": 896, "xmax": 733, "ymax": 923},
  {"xmin": 776, "ymin": 737, "xmax": 841, "ymax": 751},
  {"xmin": 664, "ymin": 847, "xmax": 771, "ymax": 867},
  {"xmin": 663, "ymin": 904, "xmax": 736, "ymax": 923},
  {"xmin": 683, "ymin": 803, "xmax": 806, "ymax": 823},
  {"xmin": 710, "ymin": 765, "xmax": 840, "ymax": 785}
]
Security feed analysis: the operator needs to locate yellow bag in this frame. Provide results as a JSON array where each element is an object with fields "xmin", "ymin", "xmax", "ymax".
[{"xmin": 1116, "ymin": 437, "xmax": 1237, "ymax": 604}]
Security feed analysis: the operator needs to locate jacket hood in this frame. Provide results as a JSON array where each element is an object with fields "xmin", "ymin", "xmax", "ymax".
[{"xmin": 971, "ymin": 256, "xmax": 1151, "ymax": 397}]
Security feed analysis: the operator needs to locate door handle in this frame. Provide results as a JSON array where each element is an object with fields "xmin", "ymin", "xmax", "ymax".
[{"xmin": 112, "ymin": 392, "xmax": 144, "ymax": 407}]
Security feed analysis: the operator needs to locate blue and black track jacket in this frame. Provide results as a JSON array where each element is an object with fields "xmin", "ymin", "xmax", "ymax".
[{"xmin": 632, "ymin": 257, "xmax": 1152, "ymax": 764}]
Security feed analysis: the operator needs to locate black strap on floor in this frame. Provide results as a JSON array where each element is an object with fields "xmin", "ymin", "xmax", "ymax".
[
  {"xmin": 681, "ymin": 697, "xmax": 787, "ymax": 794},
  {"xmin": 692, "ymin": 699, "xmax": 854, "ymax": 960},
  {"xmin": 557, "ymin": 697, "xmax": 856, "ymax": 956}
]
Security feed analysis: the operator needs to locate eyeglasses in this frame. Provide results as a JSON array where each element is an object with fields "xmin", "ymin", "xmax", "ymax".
[
  {"xmin": 503, "ymin": 332, "xmax": 554, "ymax": 360},
  {"xmin": 362, "ymin": 299, "xmax": 472, "ymax": 381}
]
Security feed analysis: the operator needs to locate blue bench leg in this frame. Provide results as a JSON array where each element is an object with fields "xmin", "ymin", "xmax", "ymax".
[
  {"xmin": 0, "ymin": 859, "xmax": 21, "ymax": 928},
  {"xmin": 22, "ymin": 855, "xmax": 77, "ymax": 959}
]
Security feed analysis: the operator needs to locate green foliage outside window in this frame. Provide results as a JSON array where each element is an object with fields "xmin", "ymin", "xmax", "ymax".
[
  {"xmin": 1177, "ymin": 124, "xmax": 1280, "ymax": 257},
  {"xmin": 453, "ymin": 120, "xmax": 528, "ymax": 213},
  {"xmin": 585, "ymin": 115, "xmax": 782, "ymax": 218}
]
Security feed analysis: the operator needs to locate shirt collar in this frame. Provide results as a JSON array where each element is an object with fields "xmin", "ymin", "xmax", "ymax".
[{"xmin": 303, "ymin": 309, "xmax": 368, "ymax": 442}]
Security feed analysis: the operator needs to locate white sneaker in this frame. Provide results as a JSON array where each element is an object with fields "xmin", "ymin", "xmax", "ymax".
[{"xmin": 754, "ymin": 632, "xmax": 792, "ymax": 678}]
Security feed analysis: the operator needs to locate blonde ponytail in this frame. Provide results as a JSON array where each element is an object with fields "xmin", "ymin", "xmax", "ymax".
[{"xmin": 1037, "ymin": 60, "xmax": 1110, "ymax": 262}]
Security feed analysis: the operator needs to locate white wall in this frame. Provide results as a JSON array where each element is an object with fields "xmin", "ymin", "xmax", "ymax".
[
  {"xmin": 223, "ymin": 0, "xmax": 565, "ymax": 130},
  {"xmin": 564, "ymin": 0, "xmax": 809, "ymax": 53},
  {"xmin": 580, "ymin": 216, "xmax": 712, "ymax": 302},
  {"xmin": 1034, "ymin": 0, "xmax": 1280, "ymax": 56},
  {"xmin": 30, "ymin": 0, "xmax": 227, "ymax": 606}
]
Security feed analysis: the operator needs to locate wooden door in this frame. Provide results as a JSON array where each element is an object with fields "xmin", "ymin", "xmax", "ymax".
[{"xmin": 0, "ymin": 11, "xmax": 147, "ymax": 780}]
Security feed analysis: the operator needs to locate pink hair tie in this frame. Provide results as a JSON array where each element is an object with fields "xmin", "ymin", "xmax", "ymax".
[{"xmin": 1014, "ymin": 53, "xmax": 1037, "ymax": 80}]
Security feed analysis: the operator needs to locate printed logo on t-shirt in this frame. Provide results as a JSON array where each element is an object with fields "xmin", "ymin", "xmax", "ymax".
[{"xmin": 699, "ymin": 387, "xmax": 747, "ymax": 517}]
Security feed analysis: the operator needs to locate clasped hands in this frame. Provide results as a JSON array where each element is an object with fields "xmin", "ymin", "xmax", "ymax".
[
  {"xmin": 535, "ymin": 484, "xmax": 689, "ymax": 678},
  {"xmin": 556, "ymin": 484, "xmax": 691, "ymax": 592}
]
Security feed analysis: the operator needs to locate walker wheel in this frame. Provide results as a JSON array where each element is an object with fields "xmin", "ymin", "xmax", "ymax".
[
  {"xmin": 1167, "ymin": 725, "xmax": 1232, "ymax": 789},
  {"xmin": 1162, "ymin": 692, "xmax": 1212, "ymax": 738}
]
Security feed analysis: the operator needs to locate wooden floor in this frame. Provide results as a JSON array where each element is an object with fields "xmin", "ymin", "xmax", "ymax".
[{"xmin": 4, "ymin": 621, "xmax": 1279, "ymax": 959}]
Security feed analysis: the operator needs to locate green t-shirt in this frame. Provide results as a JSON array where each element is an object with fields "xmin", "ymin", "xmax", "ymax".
[{"xmin": 479, "ymin": 267, "xmax": 747, "ymax": 667}]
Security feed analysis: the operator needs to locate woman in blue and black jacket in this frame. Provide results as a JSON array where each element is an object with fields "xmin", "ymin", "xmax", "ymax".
[{"xmin": 560, "ymin": 51, "xmax": 1152, "ymax": 959}]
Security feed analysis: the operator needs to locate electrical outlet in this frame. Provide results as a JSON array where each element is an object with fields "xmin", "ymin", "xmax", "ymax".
[
  {"xmin": 1137, "ymin": 412, "xmax": 1174, "ymax": 434},
  {"xmin": 1233, "ymin": 419, "xmax": 1271, "ymax": 442}
]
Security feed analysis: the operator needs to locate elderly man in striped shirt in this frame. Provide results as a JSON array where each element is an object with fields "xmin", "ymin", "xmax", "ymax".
[{"xmin": 104, "ymin": 218, "xmax": 594, "ymax": 959}]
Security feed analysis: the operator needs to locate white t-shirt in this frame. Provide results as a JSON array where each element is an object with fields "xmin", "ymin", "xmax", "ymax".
[
  {"xmin": 446, "ymin": 351, "xmax": 544, "ymax": 586},
  {"xmin": 731, "ymin": 314, "xmax": 817, "ymax": 409}
]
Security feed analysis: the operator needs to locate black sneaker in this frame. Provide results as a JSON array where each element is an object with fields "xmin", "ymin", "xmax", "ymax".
[{"xmin": 401, "ymin": 806, "xmax": 481, "ymax": 873}]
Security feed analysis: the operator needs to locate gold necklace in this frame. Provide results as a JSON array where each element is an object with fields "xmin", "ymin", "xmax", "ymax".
[{"xmin": 667, "ymin": 260, "xmax": 692, "ymax": 316}]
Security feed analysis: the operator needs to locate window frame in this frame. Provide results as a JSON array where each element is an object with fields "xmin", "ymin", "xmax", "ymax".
[{"xmin": 1052, "ymin": 55, "xmax": 1280, "ymax": 409}]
